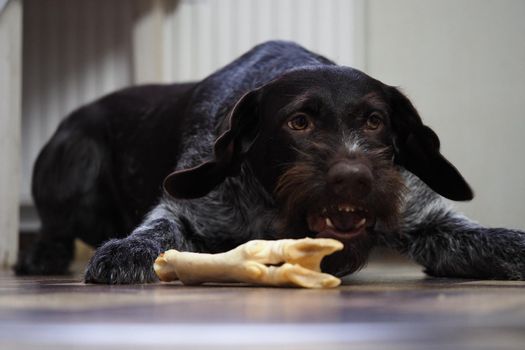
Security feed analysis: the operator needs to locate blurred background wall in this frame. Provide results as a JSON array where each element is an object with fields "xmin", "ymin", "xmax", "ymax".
[
  {"xmin": 19, "ymin": 0, "xmax": 525, "ymax": 236},
  {"xmin": 0, "ymin": 0, "xmax": 21, "ymax": 266},
  {"xmin": 366, "ymin": 0, "xmax": 525, "ymax": 230}
]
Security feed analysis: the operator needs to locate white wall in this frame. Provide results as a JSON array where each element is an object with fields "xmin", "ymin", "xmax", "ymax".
[
  {"xmin": 0, "ymin": 0, "xmax": 21, "ymax": 266},
  {"xmin": 365, "ymin": 0, "xmax": 525, "ymax": 229}
]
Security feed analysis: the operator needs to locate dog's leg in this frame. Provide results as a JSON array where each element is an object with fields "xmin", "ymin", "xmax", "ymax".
[
  {"xmin": 377, "ymin": 172, "xmax": 525, "ymax": 280},
  {"xmin": 84, "ymin": 201, "xmax": 200, "ymax": 284},
  {"xmin": 17, "ymin": 129, "xmax": 99, "ymax": 275},
  {"xmin": 15, "ymin": 231, "xmax": 75, "ymax": 275},
  {"xmin": 16, "ymin": 116, "xmax": 131, "ymax": 275}
]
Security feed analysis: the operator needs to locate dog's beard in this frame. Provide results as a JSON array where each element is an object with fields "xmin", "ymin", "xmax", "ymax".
[
  {"xmin": 273, "ymin": 146, "xmax": 406, "ymax": 276},
  {"xmin": 320, "ymin": 233, "xmax": 374, "ymax": 276}
]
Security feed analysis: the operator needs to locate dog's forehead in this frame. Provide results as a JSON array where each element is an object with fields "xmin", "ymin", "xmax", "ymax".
[{"xmin": 263, "ymin": 67, "xmax": 388, "ymax": 108}]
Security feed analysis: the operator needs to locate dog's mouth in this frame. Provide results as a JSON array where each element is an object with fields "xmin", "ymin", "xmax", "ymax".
[{"xmin": 307, "ymin": 203, "xmax": 373, "ymax": 241}]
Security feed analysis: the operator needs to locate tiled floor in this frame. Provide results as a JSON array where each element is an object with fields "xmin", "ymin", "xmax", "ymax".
[{"xmin": 1, "ymin": 261, "xmax": 525, "ymax": 350}]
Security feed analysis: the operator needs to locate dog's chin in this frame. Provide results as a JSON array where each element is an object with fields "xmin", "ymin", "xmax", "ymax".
[{"xmin": 306, "ymin": 203, "xmax": 375, "ymax": 277}]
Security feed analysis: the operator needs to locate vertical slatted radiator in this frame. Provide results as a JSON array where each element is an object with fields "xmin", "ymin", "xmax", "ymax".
[{"xmin": 21, "ymin": 0, "xmax": 135, "ymax": 204}]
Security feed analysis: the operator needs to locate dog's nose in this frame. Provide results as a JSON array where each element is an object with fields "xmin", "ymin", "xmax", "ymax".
[{"xmin": 327, "ymin": 161, "xmax": 373, "ymax": 199}]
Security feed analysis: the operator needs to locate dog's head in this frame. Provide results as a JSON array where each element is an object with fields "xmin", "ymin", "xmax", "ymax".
[{"xmin": 164, "ymin": 66, "xmax": 473, "ymax": 276}]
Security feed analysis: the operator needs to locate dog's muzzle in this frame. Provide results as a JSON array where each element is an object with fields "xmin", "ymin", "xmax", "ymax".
[{"xmin": 307, "ymin": 159, "xmax": 375, "ymax": 241}]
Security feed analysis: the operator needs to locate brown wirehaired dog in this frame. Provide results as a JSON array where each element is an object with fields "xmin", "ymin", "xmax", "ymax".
[{"xmin": 17, "ymin": 41, "xmax": 525, "ymax": 283}]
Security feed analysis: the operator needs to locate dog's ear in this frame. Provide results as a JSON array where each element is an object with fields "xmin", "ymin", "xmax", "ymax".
[
  {"xmin": 163, "ymin": 89, "xmax": 261, "ymax": 199},
  {"xmin": 388, "ymin": 87, "xmax": 473, "ymax": 201}
]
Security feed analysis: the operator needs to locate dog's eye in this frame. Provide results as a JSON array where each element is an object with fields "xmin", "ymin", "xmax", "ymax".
[
  {"xmin": 287, "ymin": 114, "xmax": 313, "ymax": 131},
  {"xmin": 366, "ymin": 113, "xmax": 383, "ymax": 131}
]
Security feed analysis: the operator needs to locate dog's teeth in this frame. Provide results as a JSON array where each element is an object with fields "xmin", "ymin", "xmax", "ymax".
[
  {"xmin": 337, "ymin": 204, "xmax": 355, "ymax": 213},
  {"xmin": 355, "ymin": 218, "xmax": 366, "ymax": 228},
  {"xmin": 325, "ymin": 217, "xmax": 335, "ymax": 229}
]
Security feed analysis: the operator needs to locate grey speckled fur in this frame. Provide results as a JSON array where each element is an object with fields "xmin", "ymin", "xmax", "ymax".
[
  {"xmin": 87, "ymin": 164, "xmax": 525, "ymax": 284},
  {"xmin": 376, "ymin": 171, "xmax": 525, "ymax": 280},
  {"xmin": 85, "ymin": 164, "xmax": 278, "ymax": 284}
]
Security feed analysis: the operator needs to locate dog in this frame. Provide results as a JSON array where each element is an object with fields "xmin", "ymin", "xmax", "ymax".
[{"xmin": 16, "ymin": 41, "xmax": 525, "ymax": 283}]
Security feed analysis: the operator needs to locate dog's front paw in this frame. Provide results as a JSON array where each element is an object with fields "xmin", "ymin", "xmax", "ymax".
[{"xmin": 84, "ymin": 238, "xmax": 161, "ymax": 284}]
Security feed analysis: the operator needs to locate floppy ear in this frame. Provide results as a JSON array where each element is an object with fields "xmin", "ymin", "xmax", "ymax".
[
  {"xmin": 388, "ymin": 87, "xmax": 473, "ymax": 201},
  {"xmin": 163, "ymin": 89, "xmax": 261, "ymax": 199}
]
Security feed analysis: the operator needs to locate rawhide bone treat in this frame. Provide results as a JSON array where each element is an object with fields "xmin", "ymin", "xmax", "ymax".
[{"xmin": 154, "ymin": 238, "xmax": 344, "ymax": 288}]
